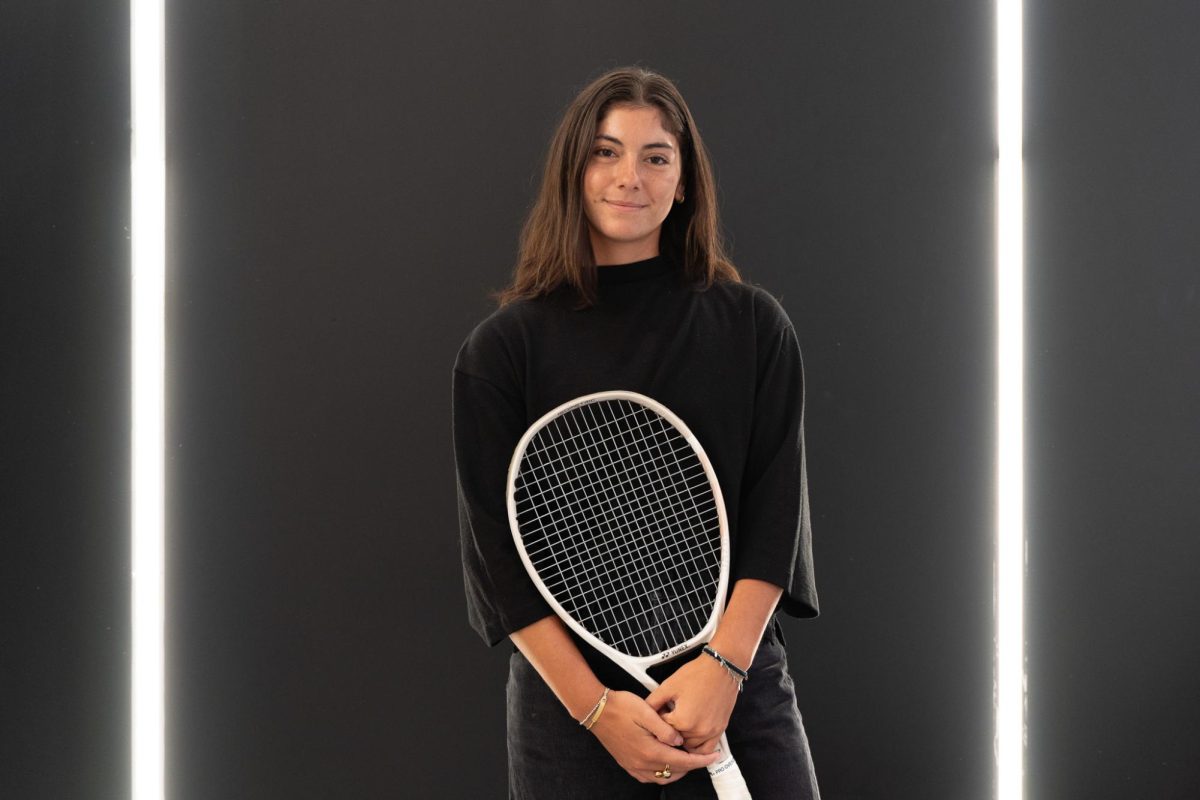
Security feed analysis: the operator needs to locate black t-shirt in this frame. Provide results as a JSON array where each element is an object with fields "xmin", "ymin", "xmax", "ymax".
[{"xmin": 452, "ymin": 253, "xmax": 818, "ymax": 655}]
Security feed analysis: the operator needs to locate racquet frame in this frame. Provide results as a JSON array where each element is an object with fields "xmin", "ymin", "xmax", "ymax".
[{"xmin": 506, "ymin": 390, "xmax": 750, "ymax": 797}]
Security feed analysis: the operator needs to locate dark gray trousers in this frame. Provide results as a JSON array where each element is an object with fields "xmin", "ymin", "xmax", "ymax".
[{"xmin": 506, "ymin": 621, "xmax": 820, "ymax": 799}]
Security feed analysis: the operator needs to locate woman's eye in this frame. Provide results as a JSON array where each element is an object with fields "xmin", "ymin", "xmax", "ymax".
[
  {"xmin": 648, "ymin": 155, "xmax": 669, "ymax": 166},
  {"xmin": 594, "ymin": 147, "xmax": 616, "ymax": 158}
]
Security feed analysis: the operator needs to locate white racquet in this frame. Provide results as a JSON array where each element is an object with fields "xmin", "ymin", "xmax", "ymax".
[{"xmin": 507, "ymin": 390, "xmax": 752, "ymax": 799}]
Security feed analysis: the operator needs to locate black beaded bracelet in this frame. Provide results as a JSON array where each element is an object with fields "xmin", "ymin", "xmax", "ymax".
[{"xmin": 702, "ymin": 644, "xmax": 749, "ymax": 684}]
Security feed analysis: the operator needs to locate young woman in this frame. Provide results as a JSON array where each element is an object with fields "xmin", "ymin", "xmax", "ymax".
[{"xmin": 452, "ymin": 66, "xmax": 820, "ymax": 798}]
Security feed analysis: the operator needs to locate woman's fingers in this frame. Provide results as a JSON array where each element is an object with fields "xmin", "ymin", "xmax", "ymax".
[
  {"xmin": 638, "ymin": 738, "xmax": 718, "ymax": 770},
  {"xmin": 686, "ymin": 734, "xmax": 723, "ymax": 755},
  {"xmin": 627, "ymin": 745, "xmax": 721, "ymax": 784},
  {"xmin": 590, "ymin": 691, "xmax": 721, "ymax": 784},
  {"xmin": 634, "ymin": 700, "xmax": 685, "ymax": 747},
  {"xmin": 648, "ymin": 654, "xmax": 739, "ymax": 745},
  {"xmin": 644, "ymin": 684, "xmax": 673, "ymax": 713},
  {"xmin": 622, "ymin": 725, "xmax": 719, "ymax": 776}
]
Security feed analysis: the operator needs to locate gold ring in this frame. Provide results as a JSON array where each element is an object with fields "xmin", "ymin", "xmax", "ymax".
[{"xmin": 654, "ymin": 770, "xmax": 664, "ymax": 779}]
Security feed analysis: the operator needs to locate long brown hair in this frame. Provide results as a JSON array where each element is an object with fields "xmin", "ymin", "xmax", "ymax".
[{"xmin": 495, "ymin": 66, "xmax": 741, "ymax": 308}]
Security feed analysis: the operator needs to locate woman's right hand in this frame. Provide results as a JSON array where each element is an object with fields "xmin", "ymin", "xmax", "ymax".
[{"xmin": 587, "ymin": 690, "xmax": 722, "ymax": 785}]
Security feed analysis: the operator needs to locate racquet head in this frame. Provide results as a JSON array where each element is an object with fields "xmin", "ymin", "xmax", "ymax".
[{"xmin": 507, "ymin": 391, "xmax": 730, "ymax": 668}]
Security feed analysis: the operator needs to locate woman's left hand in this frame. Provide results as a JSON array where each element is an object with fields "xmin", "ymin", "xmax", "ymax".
[{"xmin": 645, "ymin": 652, "xmax": 742, "ymax": 754}]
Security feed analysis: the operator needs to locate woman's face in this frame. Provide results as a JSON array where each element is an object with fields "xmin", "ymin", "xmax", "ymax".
[{"xmin": 582, "ymin": 104, "xmax": 684, "ymax": 265}]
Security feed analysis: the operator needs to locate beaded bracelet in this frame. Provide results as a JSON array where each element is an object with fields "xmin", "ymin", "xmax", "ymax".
[
  {"xmin": 580, "ymin": 687, "xmax": 609, "ymax": 730},
  {"xmin": 702, "ymin": 645, "xmax": 749, "ymax": 691}
]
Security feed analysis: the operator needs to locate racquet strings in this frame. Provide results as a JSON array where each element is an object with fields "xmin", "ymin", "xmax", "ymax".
[{"xmin": 513, "ymin": 398, "xmax": 721, "ymax": 658}]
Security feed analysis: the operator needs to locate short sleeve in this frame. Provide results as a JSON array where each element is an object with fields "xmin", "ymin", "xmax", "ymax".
[
  {"xmin": 452, "ymin": 367, "xmax": 553, "ymax": 646},
  {"xmin": 731, "ymin": 321, "xmax": 819, "ymax": 618}
]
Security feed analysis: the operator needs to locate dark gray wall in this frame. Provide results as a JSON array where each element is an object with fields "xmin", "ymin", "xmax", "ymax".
[
  {"xmin": 167, "ymin": 3, "xmax": 994, "ymax": 798},
  {"xmin": 2, "ymin": 2, "xmax": 130, "ymax": 798},
  {"xmin": 1026, "ymin": 2, "xmax": 1200, "ymax": 798}
]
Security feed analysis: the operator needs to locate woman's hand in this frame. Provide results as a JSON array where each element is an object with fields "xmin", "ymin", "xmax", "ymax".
[
  {"xmin": 588, "ymin": 690, "xmax": 721, "ymax": 784},
  {"xmin": 645, "ymin": 653, "xmax": 742, "ymax": 754}
]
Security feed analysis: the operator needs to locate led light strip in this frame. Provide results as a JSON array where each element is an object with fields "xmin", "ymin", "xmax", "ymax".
[
  {"xmin": 996, "ymin": 0, "xmax": 1025, "ymax": 798},
  {"xmin": 131, "ymin": 0, "xmax": 165, "ymax": 797}
]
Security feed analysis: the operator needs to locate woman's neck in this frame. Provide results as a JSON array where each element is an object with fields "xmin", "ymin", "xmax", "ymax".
[{"xmin": 590, "ymin": 237, "xmax": 660, "ymax": 267}]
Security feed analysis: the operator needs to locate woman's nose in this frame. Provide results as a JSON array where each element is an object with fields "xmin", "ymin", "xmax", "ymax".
[{"xmin": 615, "ymin": 155, "xmax": 640, "ymax": 187}]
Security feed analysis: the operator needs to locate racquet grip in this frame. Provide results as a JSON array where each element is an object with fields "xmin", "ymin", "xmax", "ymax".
[{"xmin": 705, "ymin": 733, "xmax": 752, "ymax": 799}]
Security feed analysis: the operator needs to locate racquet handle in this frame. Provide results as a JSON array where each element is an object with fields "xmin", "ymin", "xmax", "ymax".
[{"xmin": 706, "ymin": 733, "xmax": 752, "ymax": 799}]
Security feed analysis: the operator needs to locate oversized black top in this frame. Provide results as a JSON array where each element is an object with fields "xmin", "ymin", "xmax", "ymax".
[{"xmin": 452, "ymin": 253, "xmax": 818, "ymax": 652}]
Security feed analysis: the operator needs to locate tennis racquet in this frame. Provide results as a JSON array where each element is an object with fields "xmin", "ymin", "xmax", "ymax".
[{"xmin": 507, "ymin": 390, "xmax": 752, "ymax": 799}]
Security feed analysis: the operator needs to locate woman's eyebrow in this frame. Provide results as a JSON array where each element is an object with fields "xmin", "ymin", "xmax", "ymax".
[{"xmin": 594, "ymin": 133, "xmax": 675, "ymax": 151}]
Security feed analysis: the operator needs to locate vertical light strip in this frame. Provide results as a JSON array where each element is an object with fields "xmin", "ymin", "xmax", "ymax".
[
  {"xmin": 996, "ymin": 0, "xmax": 1025, "ymax": 798},
  {"xmin": 131, "ymin": 0, "xmax": 165, "ymax": 797}
]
